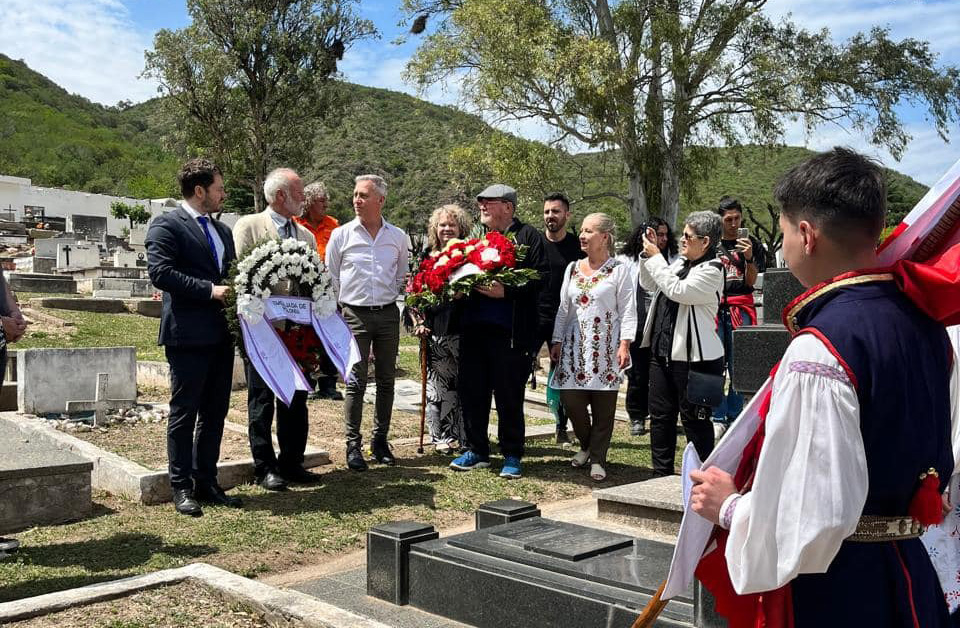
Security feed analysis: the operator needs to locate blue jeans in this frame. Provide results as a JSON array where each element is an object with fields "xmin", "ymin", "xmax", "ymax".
[{"xmin": 712, "ymin": 307, "xmax": 745, "ymax": 422}]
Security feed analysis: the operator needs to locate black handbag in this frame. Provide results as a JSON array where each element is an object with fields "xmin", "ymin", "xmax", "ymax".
[{"xmin": 685, "ymin": 297, "xmax": 725, "ymax": 408}]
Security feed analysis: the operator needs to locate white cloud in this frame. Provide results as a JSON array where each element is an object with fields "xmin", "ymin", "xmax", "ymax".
[
  {"xmin": 0, "ymin": 0, "xmax": 158, "ymax": 105},
  {"xmin": 782, "ymin": 117, "xmax": 960, "ymax": 185}
]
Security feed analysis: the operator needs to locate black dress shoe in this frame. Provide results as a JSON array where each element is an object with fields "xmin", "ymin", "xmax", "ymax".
[
  {"xmin": 346, "ymin": 447, "xmax": 368, "ymax": 471},
  {"xmin": 258, "ymin": 471, "xmax": 288, "ymax": 491},
  {"xmin": 196, "ymin": 483, "xmax": 243, "ymax": 508},
  {"xmin": 280, "ymin": 466, "xmax": 324, "ymax": 484},
  {"xmin": 173, "ymin": 489, "xmax": 203, "ymax": 517},
  {"xmin": 371, "ymin": 440, "xmax": 396, "ymax": 466}
]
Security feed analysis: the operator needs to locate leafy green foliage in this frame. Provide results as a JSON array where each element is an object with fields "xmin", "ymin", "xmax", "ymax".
[
  {"xmin": 142, "ymin": 0, "xmax": 376, "ymax": 213},
  {"xmin": 403, "ymin": 0, "xmax": 960, "ymax": 228},
  {"xmin": 109, "ymin": 201, "xmax": 151, "ymax": 228},
  {"xmin": 0, "ymin": 54, "xmax": 177, "ymax": 197},
  {"xmin": 0, "ymin": 55, "xmax": 928, "ymax": 242}
]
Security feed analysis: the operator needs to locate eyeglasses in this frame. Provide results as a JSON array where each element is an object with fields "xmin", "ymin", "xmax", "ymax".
[
  {"xmin": 681, "ymin": 232, "xmax": 704, "ymax": 241},
  {"xmin": 477, "ymin": 198, "xmax": 505, "ymax": 206}
]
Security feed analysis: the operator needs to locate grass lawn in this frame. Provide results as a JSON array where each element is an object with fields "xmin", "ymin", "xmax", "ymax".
[
  {"xmin": 18, "ymin": 294, "xmax": 163, "ymax": 361},
  {"xmin": 0, "ymin": 419, "xmax": 673, "ymax": 603}
]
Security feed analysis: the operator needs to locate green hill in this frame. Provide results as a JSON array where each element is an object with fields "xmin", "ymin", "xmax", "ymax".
[
  {"xmin": 0, "ymin": 54, "xmax": 178, "ymax": 198},
  {"xmin": 0, "ymin": 53, "xmax": 929, "ymax": 240}
]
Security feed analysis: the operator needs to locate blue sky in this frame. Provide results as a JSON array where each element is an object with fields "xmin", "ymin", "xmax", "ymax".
[{"xmin": 0, "ymin": 0, "xmax": 957, "ymax": 185}]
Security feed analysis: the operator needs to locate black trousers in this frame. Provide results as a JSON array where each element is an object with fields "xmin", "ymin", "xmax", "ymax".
[
  {"xmin": 625, "ymin": 343, "xmax": 650, "ymax": 422},
  {"xmin": 165, "ymin": 341, "xmax": 234, "ymax": 490},
  {"xmin": 245, "ymin": 360, "xmax": 308, "ymax": 477},
  {"xmin": 647, "ymin": 355, "xmax": 714, "ymax": 477},
  {"xmin": 459, "ymin": 326, "xmax": 530, "ymax": 459}
]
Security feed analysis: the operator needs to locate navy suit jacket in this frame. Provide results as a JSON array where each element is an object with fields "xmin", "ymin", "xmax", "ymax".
[{"xmin": 146, "ymin": 206, "xmax": 237, "ymax": 347}]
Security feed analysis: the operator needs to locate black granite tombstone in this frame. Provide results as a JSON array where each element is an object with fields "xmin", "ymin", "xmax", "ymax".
[
  {"xmin": 474, "ymin": 498, "xmax": 541, "ymax": 529},
  {"xmin": 367, "ymin": 512, "xmax": 695, "ymax": 627},
  {"xmin": 366, "ymin": 520, "xmax": 438, "ymax": 605},
  {"xmin": 730, "ymin": 268, "xmax": 805, "ymax": 394}
]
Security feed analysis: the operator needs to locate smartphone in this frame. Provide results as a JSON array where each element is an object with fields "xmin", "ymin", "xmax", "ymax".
[{"xmin": 737, "ymin": 227, "xmax": 749, "ymax": 240}]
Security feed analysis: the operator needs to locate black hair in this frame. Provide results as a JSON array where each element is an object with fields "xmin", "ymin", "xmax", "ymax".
[
  {"xmin": 717, "ymin": 195, "xmax": 742, "ymax": 216},
  {"xmin": 620, "ymin": 216, "xmax": 678, "ymax": 260},
  {"xmin": 774, "ymin": 147, "xmax": 886, "ymax": 245},
  {"xmin": 178, "ymin": 158, "xmax": 222, "ymax": 199},
  {"xmin": 543, "ymin": 193, "xmax": 570, "ymax": 211}
]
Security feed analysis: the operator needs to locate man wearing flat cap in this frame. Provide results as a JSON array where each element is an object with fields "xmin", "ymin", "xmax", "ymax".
[{"xmin": 450, "ymin": 184, "xmax": 549, "ymax": 479}]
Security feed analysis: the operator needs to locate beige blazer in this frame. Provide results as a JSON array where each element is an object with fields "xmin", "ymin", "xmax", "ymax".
[{"xmin": 232, "ymin": 209, "xmax": 317, "ymax": 258}]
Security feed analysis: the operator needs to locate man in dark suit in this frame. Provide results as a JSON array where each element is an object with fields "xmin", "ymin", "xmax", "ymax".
[{"xmin": 146, "ymin": 158, "xmax": 240, "ymax": 516}]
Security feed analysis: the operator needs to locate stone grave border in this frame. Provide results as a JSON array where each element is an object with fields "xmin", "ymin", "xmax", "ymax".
[
  {"xmin": 1, "ymin": 411, "xmax": 330, "ymax": 505},
  {"xmin": 0, "ymin": 562, "xmax": 391, "ymax": 628}
]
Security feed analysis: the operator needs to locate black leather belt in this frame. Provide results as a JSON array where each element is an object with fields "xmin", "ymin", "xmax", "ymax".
[{"xmin": 344, "ymin": 303, "xmax": 394, "ymax": 311}]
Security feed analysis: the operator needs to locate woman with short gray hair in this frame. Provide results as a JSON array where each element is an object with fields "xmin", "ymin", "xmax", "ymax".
[{"xmin": 637, "ymin": 210, "xmax": 724, "ymax": 477}]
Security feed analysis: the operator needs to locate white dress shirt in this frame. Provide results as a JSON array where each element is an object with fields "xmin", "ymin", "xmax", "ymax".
[
  {"xmin": 266, "ymin": 207, "xmax": 295, "ymax": 238},
  {"xmin": 325, "ymin": 217, "xmax": 410, "ymax": 306},
  {"xmin": 181, "ymin": 200, "xmax": 225, "ymax": 264}
]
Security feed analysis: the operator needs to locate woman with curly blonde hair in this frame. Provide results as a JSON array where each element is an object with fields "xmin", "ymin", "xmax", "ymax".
[{"xmin": 411, "ymin": 204, "xmax": 473, "ymax": 453}]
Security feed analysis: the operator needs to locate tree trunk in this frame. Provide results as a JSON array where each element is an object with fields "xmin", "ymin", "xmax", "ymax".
[
  {"xmin": 660, "ymin": 157, "xmax": 681, "ymax": 229},
  {"xmin": 628, "ymin": 168, "xmax": 649, "ymax": 228},
  {"xmin": 252, "ymin": 171, "xmax": 265, "ymax": 214}
]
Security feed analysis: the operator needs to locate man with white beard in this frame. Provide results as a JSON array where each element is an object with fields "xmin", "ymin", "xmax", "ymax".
[{"xmin": 233, "ymin": 168, "xmax": 320, "ymax": 491}]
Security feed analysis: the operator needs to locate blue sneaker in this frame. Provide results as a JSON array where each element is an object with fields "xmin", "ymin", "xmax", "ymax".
[
  {"xmin": 499, "ymin": 456, "xmax": 522, "ymax": 479},
  {"xmin": 450, "ymin": 451, "xmax": 490, "ymax": 471}
]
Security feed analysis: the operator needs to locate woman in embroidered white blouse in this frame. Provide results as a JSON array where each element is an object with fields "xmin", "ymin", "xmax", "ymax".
[{"xmin": 550, "ymin": 213, "xmax": 637, "ymax": 481}]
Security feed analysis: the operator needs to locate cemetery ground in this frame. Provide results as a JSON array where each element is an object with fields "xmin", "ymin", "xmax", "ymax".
[{"xmin": 0, "ymin": 295, "xmax": 673, "ymax": 621}]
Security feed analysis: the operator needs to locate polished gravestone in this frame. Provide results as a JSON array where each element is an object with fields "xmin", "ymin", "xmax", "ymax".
[
  {"xmin": 730, "ymin": 268, "xmax": 805, "ymax": 394},
  {"xmin": 368, "ymin": 511, "xmax": 695, "ymax": 628}
]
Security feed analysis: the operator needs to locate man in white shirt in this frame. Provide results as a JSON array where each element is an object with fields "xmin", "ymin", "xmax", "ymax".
[{"xmin": 326, "ymin": 174, "xmax": 410, "ymax": 471}]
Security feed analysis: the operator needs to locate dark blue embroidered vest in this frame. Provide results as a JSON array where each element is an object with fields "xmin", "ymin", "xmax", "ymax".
[{"xmin": 789, "ymin": 276, "xmax": 953, "ymax": 515}]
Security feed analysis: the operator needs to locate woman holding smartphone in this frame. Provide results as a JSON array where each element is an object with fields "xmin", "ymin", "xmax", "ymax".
[{"xmin": 637, "ymin": 211, "xmax": 725, "ymax": 477}]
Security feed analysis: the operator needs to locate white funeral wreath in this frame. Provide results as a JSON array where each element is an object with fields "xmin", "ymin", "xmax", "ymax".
[{"xmin": 233, "ymin": 238, "xmax": 337, "ymax": 323}]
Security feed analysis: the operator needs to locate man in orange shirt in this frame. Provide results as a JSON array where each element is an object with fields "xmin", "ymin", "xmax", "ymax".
[
  {"xmin": 296, "ymin": 182, "xmax": 340, "ymax": 260},
  {"xmin": 296, "ymin": 181, "xmax": 342, "ymax": 400}
]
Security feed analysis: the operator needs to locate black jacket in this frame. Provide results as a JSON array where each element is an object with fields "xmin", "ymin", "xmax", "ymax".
[
  {"xmin": 470, "ymin": 217, "xmax": 549, "ymax": 352},
  {"xmin": 146, "ymin": 206, "xmax": 236, "ymax": 347}
]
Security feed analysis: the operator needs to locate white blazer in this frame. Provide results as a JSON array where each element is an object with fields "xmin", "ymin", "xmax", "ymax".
[{"xmin": 637, "ymin": 253, "xmax": 724, "ymax": 362}]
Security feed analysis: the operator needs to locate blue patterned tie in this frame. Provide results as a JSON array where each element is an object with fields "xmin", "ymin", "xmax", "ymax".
[{"xmin": 197, "ymin": 216, "xmax": 219, "ymax": 268}]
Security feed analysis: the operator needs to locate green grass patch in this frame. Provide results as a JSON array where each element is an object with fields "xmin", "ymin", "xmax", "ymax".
[
  {"xmin": 18, "ymin": 303, "xmax": 162, "ymax": 362},
  {"xmin": 0, "ymin": 423, "xmax": 681, "ymax": 602}
]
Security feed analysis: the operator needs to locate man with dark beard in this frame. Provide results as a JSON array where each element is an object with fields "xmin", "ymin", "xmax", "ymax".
[
  {"xmin": 147, "ymin": 158, "xmax": 239, "ymax": 516},
  {"xmin": 536, "ymin": 193, "xmax": 584, "ymax": 444}
]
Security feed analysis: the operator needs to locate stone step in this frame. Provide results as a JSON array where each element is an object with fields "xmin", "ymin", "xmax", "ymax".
[{"xmin": 594, "ymin": 475, "xmax": 685, "ymax": 537}]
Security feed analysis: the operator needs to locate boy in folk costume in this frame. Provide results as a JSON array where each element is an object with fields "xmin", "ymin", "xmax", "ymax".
[{"xmin": 689, "ymin": 148, "xmax": 957, "ymax": 627}]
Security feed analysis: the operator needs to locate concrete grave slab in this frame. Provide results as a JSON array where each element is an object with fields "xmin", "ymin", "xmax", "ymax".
[
  {"xmin": 9, "ymin": 273, "xmax": 77, "ymax": 294},
  {"xmin": 35, "ymin": 237, "xmax": 77, "ymax": 259},
  {"xmin": 594, "ymin": 475, "xmax": 684, "ymax": 537},
  {"xmin": 3, "ymin": 412, "xmax": 329, "ymax": 504},
  {"xmin": 17, "ymin": 347, "xmax": 137, "ymax": 416},
  {"xmin": 65, "ymin": 373, "xmax": 136, "ymax": 426},
  {"xmin": 56, "ymin": 241, "xmax": 100, "ymax": 270},
  {"xmin": 0, "ymin": 416, "xmax": 92, "ymax": 534},
  {"xmin": 33, "ymin": 297, "xmax": 126, "ymax": 313},
  {"xmin": 0, "ymin": 562, "xmax": 391, "ymax": 628}
]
